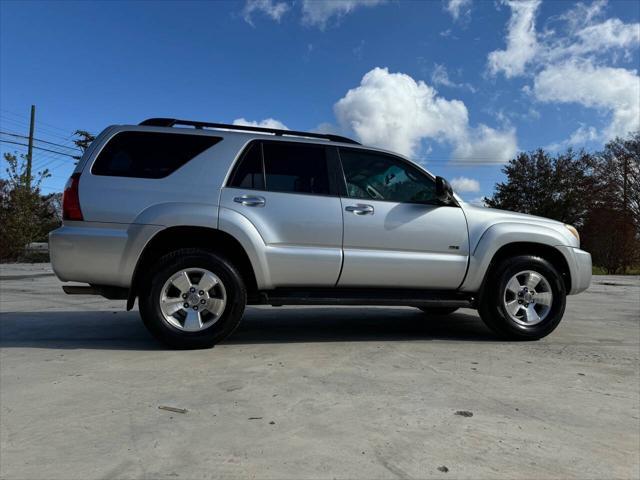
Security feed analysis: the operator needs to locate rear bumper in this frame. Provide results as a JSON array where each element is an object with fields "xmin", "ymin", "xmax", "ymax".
[
  {"xmin": 557, "ymin": 246, "xmax": 592, "ymax": 295},
  {"xmin": 49, "ymin": 222, "xmax": 162, "ymax": 288}
]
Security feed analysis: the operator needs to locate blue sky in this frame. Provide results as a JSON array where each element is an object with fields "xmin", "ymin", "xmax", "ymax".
[{"xmin": 1, "ymin": 0, "xmax": 639, "ymax": 202}]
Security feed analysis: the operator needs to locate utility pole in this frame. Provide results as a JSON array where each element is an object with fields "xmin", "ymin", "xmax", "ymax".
[
  {"xmin": 621, "ymin": 148, "xmax": 629, "ymax": 275},
  {"xmin": 26, "ymin": 104, "xmax": 35, "ymax": 190},
  {"xmin": 623, "ymin": 154, "xmax": 628, "ymax": 212}
]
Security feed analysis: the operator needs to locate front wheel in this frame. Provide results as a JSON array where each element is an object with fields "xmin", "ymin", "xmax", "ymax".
[
  {"xmin": 139, "ymin": 248, "xmax": 246, "ymax": 349},
  {"xmin": 478, "ymin": 255, "xmax": 566, "ymax": 340}
]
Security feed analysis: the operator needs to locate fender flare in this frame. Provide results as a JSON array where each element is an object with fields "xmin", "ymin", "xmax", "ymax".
[
  {"xmin": 460, "ymin": 222, "xmax": 572, "ymax": 293},
  {"xmin": 217, "ymin": 207, "xmax": 272, "ymax": 289},
  {"xmin": 125, "ymin": 204, "xmax": 272, "ymax": 309}
]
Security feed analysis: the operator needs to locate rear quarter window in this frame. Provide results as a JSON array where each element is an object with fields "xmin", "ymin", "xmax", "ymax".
[{"xmin": 92, "ymin": 131, "xmax": 221, "ymax": 178}]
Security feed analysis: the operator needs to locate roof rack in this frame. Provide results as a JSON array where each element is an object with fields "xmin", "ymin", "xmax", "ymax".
[{"xmin": 139, "ymin": 118, "xmax": 360, "ymax": 145}]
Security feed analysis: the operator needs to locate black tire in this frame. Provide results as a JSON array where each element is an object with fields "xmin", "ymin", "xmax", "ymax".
[
  {"xmin": 418, "ymin": 307, "xmax": 459, "ymax": 315},
  {"xmin": 139, "ymin": 248, "xmax": 246, "ymax": 349},
  {"xmin": 478, "ymin": 255, "xmax": 566, "ymax": 340}
]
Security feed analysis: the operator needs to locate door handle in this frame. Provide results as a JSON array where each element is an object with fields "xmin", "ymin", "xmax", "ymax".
[
  {"xmin": 345, "ymin": 204, "xmax": 374, "ymax": 215},
  {"xmin": 234, "ymin": 195, "xmax": 266, "ymax": 207}
]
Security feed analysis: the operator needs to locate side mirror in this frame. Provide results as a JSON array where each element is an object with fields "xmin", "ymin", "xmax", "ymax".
[{"xmin": 436, "ymin": 176, "xmax": 454, "ymax": 204}]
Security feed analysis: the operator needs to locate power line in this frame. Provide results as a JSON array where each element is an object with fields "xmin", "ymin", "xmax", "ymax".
[
  {"xmin": 0, "ymin": 115, "xmax": 78, "ymax": 144},
  {"xmin": 0, "ymin": 115, "xmax": 70, "ymax": 138},
  {"xmin": 0, "ymin": 139, "xmax": 77, "ymax": 158},
  {"xmin": 4, "ymin": 140, "xmax": 45, "ymax": 162},
  {"xmin": 0, "ymin": 115, "xmax": 73, "ymax": 142},
  {"xmin": 0, "ymin": 141, "xmax": 79, "ymax": 170},
  {"xmin": 0, "ymin": 109, "xmax": 76, "ymax": 136},
  {"xmin": 38, "ymin": 157, "xmax": 71, "ymax": 171},
  {"xmin": 0, "ymin": 130, "xmax": 81, "ymax": 152}
]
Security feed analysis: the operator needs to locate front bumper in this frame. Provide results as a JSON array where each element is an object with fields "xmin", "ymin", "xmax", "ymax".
[{"xmin": 557, "ymin": 246, "xmax": 592, "ymax": 295}]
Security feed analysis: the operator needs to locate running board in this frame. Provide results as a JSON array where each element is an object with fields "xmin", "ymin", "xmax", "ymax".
[{"xmin": 253, "ymin": 288, "xmax": 474, "ymax": 308}]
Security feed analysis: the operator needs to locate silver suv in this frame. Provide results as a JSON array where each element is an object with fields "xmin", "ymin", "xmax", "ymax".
[{"xmin": 50, "ymin": 118, "xmax": 592, "ymax": 348}]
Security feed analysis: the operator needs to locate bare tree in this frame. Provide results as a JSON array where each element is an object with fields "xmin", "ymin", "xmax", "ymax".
[{"xmin": 72, "ymin": 130, "xmax": 96, "ymax": 160}]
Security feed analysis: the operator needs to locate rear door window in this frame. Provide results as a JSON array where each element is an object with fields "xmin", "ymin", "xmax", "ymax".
[
  {"xmin": 263, "ymin": 142, "xmax": 330, "ymax": 195},
  {"xmin": 92, "ymin": 131, "xmax": 221, "ymax": 178},
  {"xmin": 229, "ymin": 141, "xmax": 333, "ymax": 196}
]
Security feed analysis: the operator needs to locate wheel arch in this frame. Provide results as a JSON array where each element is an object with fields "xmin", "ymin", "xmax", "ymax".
[
  {"xmin": 461, "ymin": 222, "xmax": 573, "ymax": 296},
  {"xmin": 484, "ymin": 242, "xmax": 571, "ymax": 293},
  {"xmin": 127, "ymin": 226, "xmax": 258, "ymax": 310}
]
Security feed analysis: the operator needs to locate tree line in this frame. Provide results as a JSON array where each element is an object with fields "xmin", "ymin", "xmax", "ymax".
[{"xmin": 1, "ymin": 130, "xmax": 638, "ymax": 273}]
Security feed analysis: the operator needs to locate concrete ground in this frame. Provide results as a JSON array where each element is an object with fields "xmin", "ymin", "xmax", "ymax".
[{"xmin": 0, "ymin": 264, "xmax": 638, "ymax": 480}]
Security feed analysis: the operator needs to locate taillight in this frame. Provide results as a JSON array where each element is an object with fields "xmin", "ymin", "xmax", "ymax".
[{"xmin": 62, "ymin": 172, "xmax": 83, "ymax": 221}]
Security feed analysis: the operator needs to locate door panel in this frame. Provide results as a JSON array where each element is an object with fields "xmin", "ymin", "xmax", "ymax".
[
  {"xmin": 221, "ymin": 140, "xmax": 343, "ymax": 287},
  {"xmin": 339, "ymin": 200, "xmax": 469, "ymax": 288},
  {"xmin": 220, "ymin": 188, "xmax": 343, "ymax": 287},
  {"xmin": 336, "ymin": 147, "xmax": 469, "ymax": 289}
]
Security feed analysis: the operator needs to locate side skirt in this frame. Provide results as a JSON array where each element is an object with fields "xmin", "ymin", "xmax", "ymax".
[{"xmin": 251, "ymin": 288, "xmax": 475, "ymax": 308}]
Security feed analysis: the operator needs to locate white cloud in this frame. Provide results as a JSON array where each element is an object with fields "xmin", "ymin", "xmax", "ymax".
[
  {"xmin": 533, "ymin": 62, "xmax": 640, "ymax": 139},
  {"xmin": 232, "ymin": 117, "xmax": 289, "ymax": 130},
  {"xmin": 451, "ymin": 124, "xmax": 518, "ymax": 163},
  {"xmin": 566, "ymin": 125, "xmax": 599, "ymax": 144},
  {"xmin": 468, "ymin": 196, "xmax": 488, "ymax": 207},
  {"xmin": 487, "ymin": 0, "xmax": 541, "ymax": 78},
  {"xmin": 571, "ymin": 18, "xmax": 640, "ymax": 56},
  {"xmin": 546, "ymin": 125, "xmax": 599, "ymax": 151},
  {"xmin": 445, "ymin": 0, "xmax": 471, "ymax": 21},
  {"xmin": 242, "ymin": 0, "xmax": 290, "ymax": 25},
  {"xmin": 334, "ymin": 67, "xmax": 468, "ymax": 157},
  {"xmin": 431, "ymin": 63, "xmax": 477, "ymax": 92},
  {"xmin": 431, "ymin": 63, "xmax": 457, "ymax": 88},
  {"xmin": 557, "ymin": 0, "xmax": 607, "ymax": 33},
  {"xmin": 301, "ymin": 0, "xmax": 386, "ymax": 29},
  {"xmin": 488, "ymin": 0, "xmax": 639, "ymax": 76},
  {"xmin": 314, "ymin": 122, "xmax": 340, "ymax": 134},
  {"xmin": 450, "ymin": 176, "xmax": 480, "ymax": 193},
  {"xmin": 542, "ymin": 18, "xmax": 640, "ymax": 64},
  {"xmin": 333, "ymin": 67, "xmax": 517, "ymax": 162},
  {"xmin": 488, "ymin": 0, "xmax": 640, "ymax": 144}
]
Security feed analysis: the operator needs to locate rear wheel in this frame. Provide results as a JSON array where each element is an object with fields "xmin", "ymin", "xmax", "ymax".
[
  {"xmin": 478, "ymin": 255, "xmax": 566, "ymax": 340},
  {"xmin": 139, "ymin": 248, "xmax": 246, "ymax": 349},
  {"xmin": 417, "ymin": 306, "xmax": 459, "ymax": 315}
]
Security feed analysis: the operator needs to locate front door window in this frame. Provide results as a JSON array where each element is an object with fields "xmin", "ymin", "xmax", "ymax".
[{"xmin": 339, "ymin": 149, "xmax": 437, "ymax": 204}]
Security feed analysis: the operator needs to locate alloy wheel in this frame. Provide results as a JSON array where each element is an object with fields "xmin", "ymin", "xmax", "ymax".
[
  {"xmin": 159, "ymin": 268, "xmax": 227, "ymax": 332},
  {"xmin": 502, "ymin": 270, "xmax": 553, "ymax": 326}
]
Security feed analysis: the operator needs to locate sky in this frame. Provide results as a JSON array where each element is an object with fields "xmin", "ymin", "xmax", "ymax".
[{"xmin": 1, "ymin": 0, "xmax": 639, "ymax": 203}]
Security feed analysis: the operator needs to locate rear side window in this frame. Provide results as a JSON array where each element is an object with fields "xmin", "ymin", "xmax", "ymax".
[
  {"xmin": 92, "ymin": 131, "xmax": 221, "ymax": 178},
  {"xmin": 229, "ymin": 141, "xmax": 332, "ymax": 196},
  {"xmin": 263, "ymin": 142, "xmax": 330, "ymax": 195}
]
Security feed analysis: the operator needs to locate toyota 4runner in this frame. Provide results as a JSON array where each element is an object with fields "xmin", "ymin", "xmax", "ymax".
[{"xmin": 49, "ymin": 118, "xmax": 592, "ymax": 348}]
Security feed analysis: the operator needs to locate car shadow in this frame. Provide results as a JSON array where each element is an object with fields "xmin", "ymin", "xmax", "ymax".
[{"xmin": 0, "ymin": 307, "xmax": 498, "ymax": 351}]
